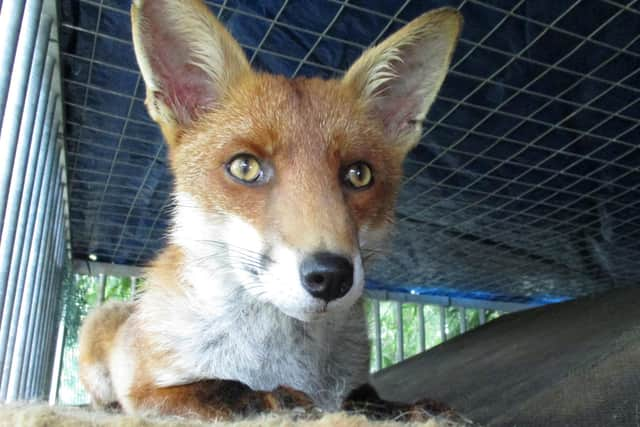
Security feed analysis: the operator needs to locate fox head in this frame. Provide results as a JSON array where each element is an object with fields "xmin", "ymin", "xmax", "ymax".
[{"xmin": 131, "ymin": 0, "xmax": 461, "ymax": 321}]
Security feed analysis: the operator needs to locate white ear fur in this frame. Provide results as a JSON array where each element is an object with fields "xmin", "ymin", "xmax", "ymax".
[
  {"xmin": 342, "ymin": 9, "xmax": 462, "ymax": 150},
  {"xmin": 131, "ymin": 0, "xmax": 250, "ymax": 131}
]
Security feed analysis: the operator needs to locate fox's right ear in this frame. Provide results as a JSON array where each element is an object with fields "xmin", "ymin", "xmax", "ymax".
[{"xmin": 131, "ymin": 0, "xmax": 251, "ymax": 141}]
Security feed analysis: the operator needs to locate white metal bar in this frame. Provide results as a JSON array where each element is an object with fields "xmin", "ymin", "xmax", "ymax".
[
  {"xmin": 42, "ymin": 261, "xmax": 64, "ymax": 399},
  {"xmin": 97, "ymin": 274, "xmax": 106, "ymax": 305},
  {"xmin": 0, "ymin": 14, "xmax": 52, "ymax": 336},
  {"xmin": 6, "ymin": 156, "xmax": 61, "ymax": 401},
  {"xmin": 48, "ymin": 320, "xmax": 65, "ymax": 404},
  {"xmin": 42, "ymin": 240, "xmax": 67, "ymax": 399},
  {"xmin": 418, "ymin": 303, "xmax": 425, "ymax": 353},
  {"xmin": 29, "ymin": 255, "xmax": 55, "ymax": 399},
  {"xmin": 0, "ymin": 108, "xmax": 57, "ymax": 391},
  {"xmin": 130, "ymin": 276, "xmax": 137, "ymax": 300},
  {"xmin": 395, "ymin": 301, "xmax": 403, "ymax": 363},
  {"xmin": 1, "ymin": 140, "xmax": 60, "ymax": 400},
  {"xmin": 440, "ymin": 306, "xmax": 447, "ymax": 342},
  {"xmin": 0, "ymin": 56, "xmax": 54, "ymax": 334},
  {"xmin": 28, "ymin": 171, "xmax": 63, "ymax": 398},
  {"xmin": 22, "ymin": 181, "xmax": 63, "ymax": 398},
  {"xmin": 0, "ymin": 0, "xmax": 44, "ymax": 233},
  {"xmin": 28, "ymin": 267, "xmax": 53, "ymax": 398},
  {"xmin": 0, "ymin": 52, "xmax": 55, "ymax": 352},
  {"xmin": 20, "ymin": 125, "xmax": 60, "ymax": 394},
  {"xmin": 45, "ymin": 261, "xmax": 66, "ymax": 397},
  {"xmin": 373, "ymin": 299, "xmax": 381, "ymax": 371},
  {"xmin": 459, "ymin": 307, "xmax": 467, "ymax": 334},
  {"xmin": 31, "ymin": 237, "xmax": 61, "ymax": 389},
  {"xmin": 0, "ymin": 0, "xmax": 27, "ymax": 121},
  {"xmin": 38, "ymin": 202, "xmax": 65, "ymax": 399},
  {"xmin": 0, "ymin": 16, "xmax": 52, "ymax": 310}
]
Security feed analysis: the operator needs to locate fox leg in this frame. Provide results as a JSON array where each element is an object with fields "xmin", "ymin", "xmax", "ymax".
[
  {"xmin": 126, "ymin": 379, "xmax": 314, "ymax": 419},
  {"xmin": 343, "ymin": 383, "xmax": 453, "ymax": 422}
]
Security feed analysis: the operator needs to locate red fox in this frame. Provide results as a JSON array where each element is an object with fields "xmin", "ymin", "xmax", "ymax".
[{"xmin": 79, "ymin": 0, "xmax": 461, "ymax": 420}]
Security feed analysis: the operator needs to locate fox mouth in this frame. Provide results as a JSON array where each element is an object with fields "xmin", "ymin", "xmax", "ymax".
[
  {"xmin": 305, "ymin": 303, "xmax": 329, "ymax": 314},
  {"xmin": 180, "ymin": 207, "xmax": 364, "ymax": 320}
]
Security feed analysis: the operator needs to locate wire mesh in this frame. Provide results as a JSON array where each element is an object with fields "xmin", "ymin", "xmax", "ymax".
[{"xmin": 59, "ymin": 0, "xmax": 640, "ymax": 301}]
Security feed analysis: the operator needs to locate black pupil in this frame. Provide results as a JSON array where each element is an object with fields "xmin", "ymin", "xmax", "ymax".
[
  {"xmin": 240, "ymin": 158, "xmax": 252, "ymax": 176},
  {"xmin": 352, "ymin": 165, "xmax": 363, "ymax": 182}
]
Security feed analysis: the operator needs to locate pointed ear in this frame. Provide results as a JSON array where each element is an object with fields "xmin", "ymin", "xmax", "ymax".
[
  {"xmin": 342, "ymin": 9, "xmax": 462, "ymax": 151},
  {"xmin": 131, "ymin": 0, "xmax": 251, "ymax": 140}
]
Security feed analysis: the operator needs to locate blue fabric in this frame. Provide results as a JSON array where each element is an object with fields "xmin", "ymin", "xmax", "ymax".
[{"xmin": 60, "ymin": 0, "xmax": 640, "ymax": 301}]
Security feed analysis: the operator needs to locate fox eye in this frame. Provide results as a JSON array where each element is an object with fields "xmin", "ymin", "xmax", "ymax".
[
  {"xmin": 343, "ymin": 162, "xmax": 373, "ymax": 190},
  {"xmin": 227, "ymin": 154, "xmax": 263, "ymax": 183}
]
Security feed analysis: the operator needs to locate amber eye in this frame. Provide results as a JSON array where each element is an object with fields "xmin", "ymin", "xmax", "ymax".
[
  {"xmin": 344, "ymin": 162, "xmax": 373, "ymax": 189},
  {"xmin": 227, "ymin": 154, "xmax": 263, "ymax": 183}
]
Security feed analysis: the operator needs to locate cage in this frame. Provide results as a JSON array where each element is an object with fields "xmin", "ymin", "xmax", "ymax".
[{"xmin": 1, "ymin": 0, "xmax": 640, "ymax": 425}]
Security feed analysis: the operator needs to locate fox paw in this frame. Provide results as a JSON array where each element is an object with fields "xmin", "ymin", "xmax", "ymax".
[
  {"xmin": 342, "ymin": 384, "xmax": 467, "ymax": 423},
  {"xmin": 262, "ymin": 386, "xmax": 315, "ymax": 413},
  {"xmin": 394, "ymin": 398, "xmax": 458, "ymax": 422}
]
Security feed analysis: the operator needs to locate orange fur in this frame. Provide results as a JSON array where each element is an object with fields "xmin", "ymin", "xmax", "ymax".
[
  {"xmin": 79, "ymin": 0, "xmax": 461, "ymax": 420},
  {"xmin": 78, "ymin": 301, "xmax": 134, "ymax": 407}
]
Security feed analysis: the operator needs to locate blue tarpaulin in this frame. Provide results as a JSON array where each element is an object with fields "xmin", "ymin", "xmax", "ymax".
[{"xmin": 60, "ymin": 0, "xmax": 640, "ymax": 302}]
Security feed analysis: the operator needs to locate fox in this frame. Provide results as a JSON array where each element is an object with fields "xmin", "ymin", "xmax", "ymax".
[{"xmin": 78, "ymin": 0, "xmax": 461, "ymax": 421}]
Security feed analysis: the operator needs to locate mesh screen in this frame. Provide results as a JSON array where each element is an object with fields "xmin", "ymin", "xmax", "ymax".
[{"xmin": 59, "ymin": 0, "xmax": 640, "ymax": 302}]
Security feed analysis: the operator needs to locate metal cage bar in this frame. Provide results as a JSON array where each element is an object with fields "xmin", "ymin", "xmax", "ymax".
[
  {"xmin": 29, "ymin": 146, "xmax": 64, "ymax": 400},
  {"xmin": 0, "ymin": 93, "xmax": 58, "ymax": 393},
  {"xmin": 40, "ymin": 185, "xmax": 66, "ymax": 396},
  {"xmin": 48, "ymin": 318, "xmax": 66, "ymax": 404},
  {"xmin": 0, "ymin": 56, "xmax": 56, "ymax": 335},
  {"xmin": 0, "ymin": 103, "xmax": 58, "ymax": 400},
  {"xmin": 10, "ymin": 73, "xmax": 57, "ymax": 399},
  {"xmin": 0, "ymin": 10, "xmax": 51, "ymax": 353},
  {"xmin": 367, "ymin": 292, "xmax": 507, "ymax": 372},
  {"xmin": 4, "ymin": 139, "xmax": 62, "ymax": 401},
  {"xmin": 418, "ymin": 303, "xmax": 426, "ymax": 353},
  {"xmin": 18, "ymin": 197, "xmax": 58, "ymax": 398},
  {"xmin": 395, "ymin": 301, "xmax": 404, "ymax": 363},
  {"xmin": 0, "ymin": 18, "xmax": 52, "ymax": 308},
  {"xmin": 373, "ymin": 299, "xmax": 382, "ymax": 371},
  {"xmin": 27, "ymin": 186, "xmax": 64, "ymax": 399},
  {"xmin": 21, "ymin": 164, "xmax": 64, "ymax": 398},
  {"xmin": 0, "ymin": 0, "xmax": 27, "ymax": 122},
  {"xmin": 0, "ymin": 0, "xmax": 44, "ymax": 238}
]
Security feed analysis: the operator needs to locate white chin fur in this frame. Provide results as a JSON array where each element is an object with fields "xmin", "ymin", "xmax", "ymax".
[{"xmin": 172, "ymin": 192, "xmax": 365, "ymax": 321}]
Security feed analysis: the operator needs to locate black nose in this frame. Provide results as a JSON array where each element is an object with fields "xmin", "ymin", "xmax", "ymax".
[{"xmin": 300, "ymin": 252, "xmax": 354, "ymax": 302}]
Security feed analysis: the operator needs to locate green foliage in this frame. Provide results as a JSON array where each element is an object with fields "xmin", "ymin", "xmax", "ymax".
[
  {"xmin": 58, "ymin": 274, "xmax": 134, "ymax": 404},
  {"xmin": 61, "ymin": 275, "xmax": 134, "ymax": 346},
  {"xmin": 366, "ymin": 299, "xmax": 500, "ymax": 371},
  {"xmin": 62, "ymin": 275, "xmax": 91, "ymax": 347},
  {"xmin": 105, "ymin": 275, "xmax": 133, "ymax": 301}
]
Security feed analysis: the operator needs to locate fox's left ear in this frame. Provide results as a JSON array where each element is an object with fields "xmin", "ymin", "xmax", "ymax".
[{"xmin": 342, "ymin": 9, "xmax": 462, "ymax": 151}]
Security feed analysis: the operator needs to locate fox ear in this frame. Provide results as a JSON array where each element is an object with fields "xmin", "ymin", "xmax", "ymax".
[
  {"xmin": 342, "ymin": 9, "xmax": 461, "ymax": 151},
  {"xmin": 131, "ymin": 0, "xmax": 251, "ymax": 138}
]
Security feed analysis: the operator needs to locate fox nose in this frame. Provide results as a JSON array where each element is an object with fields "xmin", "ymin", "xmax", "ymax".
[{"xmin": 300, "ymin": 252, "xmax": 354, "ymax": 302}]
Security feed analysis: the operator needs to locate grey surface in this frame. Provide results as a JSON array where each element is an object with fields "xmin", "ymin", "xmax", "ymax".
[{"xmin": 372, "ymin": 285, "xmax": 640, "ymax": 426}]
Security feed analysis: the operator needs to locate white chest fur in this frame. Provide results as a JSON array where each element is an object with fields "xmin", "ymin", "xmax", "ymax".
[{"xmin": 140, "ymin": 287, "xmax": 370, "ymax": 411}]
